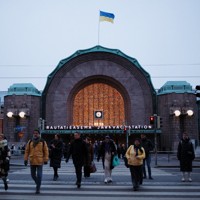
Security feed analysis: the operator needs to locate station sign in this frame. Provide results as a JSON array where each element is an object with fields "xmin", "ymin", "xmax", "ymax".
[{"xmin": 45, "ymin": 125, "xmax": 153, "ymax": 130}]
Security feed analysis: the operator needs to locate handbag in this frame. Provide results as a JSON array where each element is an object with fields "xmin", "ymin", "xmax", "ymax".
[
  {"xmin": 90, "ymin": 161, "xmax": 97, "ymax": 173},
  {"xmin": 112, "ymin": 155, "xmax": 120, "ymax": 167},
  {"xmin": 123, "ymin": 156, "xmax": 129, "ymax": 168}
]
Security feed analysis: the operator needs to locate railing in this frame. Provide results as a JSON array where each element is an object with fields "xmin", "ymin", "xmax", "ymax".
[{"xmin": 10, "ymin": 149, "xmax": 25, "ymax": 156}]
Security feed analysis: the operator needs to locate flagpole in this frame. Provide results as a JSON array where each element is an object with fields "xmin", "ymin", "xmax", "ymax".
[{"xmin": 98, "ymin": 10, "xmax": 100, "ymax": 45}]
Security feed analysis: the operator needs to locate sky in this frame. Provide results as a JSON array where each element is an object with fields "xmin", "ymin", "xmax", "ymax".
[{"xmin": 0, "ymin": 0, "xmax": 200, "ymax": 92}]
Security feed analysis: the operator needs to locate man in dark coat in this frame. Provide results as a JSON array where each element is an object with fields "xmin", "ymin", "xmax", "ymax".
[
  {"xmin": 177, "ymin": 132, "xmax": 195, "ymax": 182},
  {"xmin": 141, "ymin": 134, "xmax": 154, "ymax": 179},
  {"xmin": 65, "ymin": 132, "xmax": 88, "ymax": 188},
  {"xmin": 49, "ymin": 134, "xmax": 63, "ymax": 181},
  {"xmin": 84, "ymin": 137, "xmax": 94, "ymax": 178}
]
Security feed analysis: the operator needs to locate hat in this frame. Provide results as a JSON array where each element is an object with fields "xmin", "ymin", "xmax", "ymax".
[
  {"xmin": 134, "ymin": 138, "xmax": 141, "ymax": 143},
  {"xmin": 105, "ymin": 135, "xmax": 110, "ymax": 139}
]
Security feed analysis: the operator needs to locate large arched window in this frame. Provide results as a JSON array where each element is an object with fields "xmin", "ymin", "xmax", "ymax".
[{"xmin": 73, "ymin": 83, "xmax": 125, "ymax": 126}]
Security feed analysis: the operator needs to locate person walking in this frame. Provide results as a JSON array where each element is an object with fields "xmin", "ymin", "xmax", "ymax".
[
  {"xmin": 0, "ymin": 133, "xmax": 10, "ymax": 191},
  {"xmin": 24, "ymin": 129, "xmax": 49, "ymax": 194},
  {"xmin": 97, "ymin": 135, "xmax": 117, "ymax": 184},
  {"xmin": 125, "ymin": 138, "xmax": 145, "ymax": 191},
  {"xmin": 177, "ymin": 132, "xmax": 195, "ymax": 182},
  {"xmin": 140, "ymin": 133, "xmax": 154, "ymax": 179},
  {"xmin": 49, "ymin": 134, "xmax": 63, "ymax": 181},
  {"xmin": 84, "ymin": 137, "xmax": 94, "ymax": 178},
  {"xmin": 65, "ymin": 132, "xmax": 88, "ymax": 188}
]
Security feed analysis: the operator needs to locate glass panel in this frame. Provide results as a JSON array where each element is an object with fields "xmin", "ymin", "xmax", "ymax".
[{"xmin": 73, "ymin": 83, "xmax": 125, "ymax": 126}]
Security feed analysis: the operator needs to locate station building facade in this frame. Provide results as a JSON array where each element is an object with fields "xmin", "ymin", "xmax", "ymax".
[{"xmin": 2, "ymin": 46, "xmax": 199, "ymax": 151}]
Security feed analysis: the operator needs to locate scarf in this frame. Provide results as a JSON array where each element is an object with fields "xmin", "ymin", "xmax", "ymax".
[
  {"xmin": 0, "ymin": 139, "xmax": 7, "ymax": 149},
  {"xmin": 134, "ymin": 145, "xmax": 143, "ymax": 156},
  {"xmin": 32, "ymin": 137, "xmax": 41, "ymax": 148}
]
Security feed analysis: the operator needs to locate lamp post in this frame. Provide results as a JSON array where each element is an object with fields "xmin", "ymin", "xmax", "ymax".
[
  {"xmin": 6, "ymin": 104, "xmax": 30, "ymax": 141},
  {"xmin": 170, "ymin": 101, "xmax": 194, "ymax": 149}
]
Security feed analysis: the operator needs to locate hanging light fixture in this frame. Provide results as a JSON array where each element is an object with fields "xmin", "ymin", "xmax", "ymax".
[
  {"xmin": 19, "ymin": 111, "xmax": 26, "ymax": 118},
  {"xmin": 174, "ymin": 110, "xmax": 181, "ymax": 117},
  {"xmin": 7, "ymin": 111, "xmax": 14, "ymax": 118},
  {"xmin": 187, "ymin": 110, "xmax": 194, "ymax": 116}
]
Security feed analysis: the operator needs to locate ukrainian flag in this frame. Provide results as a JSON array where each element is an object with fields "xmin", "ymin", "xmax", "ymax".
[{"xmin": 99, "ymin": 11, "xmax": 115, "ymax": 23}]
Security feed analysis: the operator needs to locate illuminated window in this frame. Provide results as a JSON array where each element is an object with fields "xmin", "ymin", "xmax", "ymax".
[{"xmin": 73, "ymin": 83, "xmax": 125, "ymax": 126}]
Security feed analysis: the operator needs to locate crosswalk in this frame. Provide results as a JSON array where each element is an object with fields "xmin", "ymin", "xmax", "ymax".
[{"xmin": 1, "ymin": 160, "xmax": 200, "ymax": 200}]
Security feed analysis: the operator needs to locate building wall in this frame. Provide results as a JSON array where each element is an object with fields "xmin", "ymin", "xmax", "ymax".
[
  {"xmin": 157, "ymin": 93, "xmax": 198, "ymax": 151},
  {"xmin": 3, "ymin": 95, "xmax": 41, "ymax": 142},
  {"xmin": 43, "ymin": 52, "xmax": 155, "ymax": 128}
]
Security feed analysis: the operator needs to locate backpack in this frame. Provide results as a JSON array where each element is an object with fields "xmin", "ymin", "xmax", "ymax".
[{"xmin": 28, "ymin": 139, "xmax": 45, "ymax": 149}]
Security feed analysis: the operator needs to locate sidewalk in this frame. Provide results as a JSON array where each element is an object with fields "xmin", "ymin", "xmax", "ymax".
[
  {"xmin": 151, "ymin": 153, "xmax": 200, "ymax": 168},
  {"xmin": 10, "ymin": 153, "xmax": 200, "ymax": 168}
]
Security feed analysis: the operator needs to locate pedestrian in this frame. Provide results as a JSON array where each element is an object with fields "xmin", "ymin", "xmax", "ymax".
[
  {"xmin": 97, "ymin": 135, "xmax": 117, "ymax": 184},
  {"xmin": 121, "ymin": 143, "xmax": 127, "ymax": 158},
  {"xmin": 93, "ymin": 140, "xmax": 99, "ymax": 159},
  {"xmin": 117, "ymin": 144, "xmax": 122, "ymax": 158},
  {"xmin": 49, "ymin": 134, "xmax": 63, "ymax": 181},
  {"xmin": 24, "ymin": 129, "xmax": 49, "ymax": 194},
  {"xmin": 10, "ymin": 144, "xmax": 15, "ymax": 155},
  {"xmin": 140, "ymin": 133, "xmax": 154, "ymax": 179},
  {"xmin": 65, "ymin": 132, "xmax": 88, "ymax": 188},
  {"xmin": 125, "ymin": 138, "xmax": 145, "ymax": 191},
  {"xmin": 63, "ymin": 142, "xmax": 70, "ymax": 159},
  {"xmin": 84, "ymin": 137, "xmax": 94, "ymax": 178},
  {"xmin": 0, "ymin": 133, "xmax": 10, "ymax": 191},
  {"xmin": 177, "ymin": 132, "xmax": 195, "ymax": 182}
]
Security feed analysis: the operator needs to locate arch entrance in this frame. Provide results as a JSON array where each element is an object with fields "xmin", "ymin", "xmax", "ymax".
[{"xmin": 73, "ymin": 82, "xmax": 125, "ymax": 126}]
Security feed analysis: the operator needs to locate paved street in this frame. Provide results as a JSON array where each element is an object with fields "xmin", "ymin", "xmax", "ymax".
[{"xmin": 0, "ymin": 155, "xmax": 200, "ymax": 200}]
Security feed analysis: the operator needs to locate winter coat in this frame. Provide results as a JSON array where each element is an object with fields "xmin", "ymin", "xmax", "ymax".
[
  {"xmin": 49, "ymin": 139, "xmax": 63, "ymax": 168},
  {"xmin": 125, "ymin": 145, "xmax": 145, "ymax": 166},
  {"xmin": 177, "ymin": 138, "xmax": 195, "ymax": 172},
  {"xmin": 66, "ymin": 138, "xmax": 88, "ymax": 167},
  {"xmin": 0, "ymin": 139, "xmax": 10, "ymax": 177},
  {"xmin": 141, "ymin": 138, "xmax": 154, "ymax": 157},
  {"xmin": 85, "ymin": 143, "xmax": 94, "ymax": 166},
  {"xmin": 97, "ymin": 140, "xmax": 117, "ymax": 170},
  {"xmin": 24, "ymin": 139, "xmax": 49, "ymax": 165}
]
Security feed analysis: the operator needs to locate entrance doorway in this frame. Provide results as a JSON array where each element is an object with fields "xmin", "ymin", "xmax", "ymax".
[{"xmin": 73, "ymin": 83, "xmax": 125, "ymax": 126}]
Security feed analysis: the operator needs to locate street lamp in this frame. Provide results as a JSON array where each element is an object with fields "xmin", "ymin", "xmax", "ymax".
[
  {"xmin": 19, "ymin": 111, "xmax": 26, "ymax": 118},
  {"xmin": 187, "ymin": 110, "xmax": 194, "ymax": 116},
  {"xmin": 174, "ymin": 110, "xmax": 181, "ymax": 117},
  {"xmin": 7, "ymin": 111, "xmax": 14, "ymax": 118}
]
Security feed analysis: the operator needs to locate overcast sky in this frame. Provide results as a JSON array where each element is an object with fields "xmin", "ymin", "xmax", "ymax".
[{"xmin": 0, "ymin": 0, "xmax": 200, "ymax": 92}]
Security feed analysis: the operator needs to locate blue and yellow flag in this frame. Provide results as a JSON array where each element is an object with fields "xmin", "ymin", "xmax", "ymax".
[{"xmin": 99, "ymin": 11, "xmax": 115, "ymax": 23}]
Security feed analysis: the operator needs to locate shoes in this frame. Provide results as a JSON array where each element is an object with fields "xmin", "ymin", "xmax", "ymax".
[
  {"xmin": 77, "ymin": 182, "xmax": 81, "ymax": 188},
  {"xmin": 53, "ymin": 175, "xmax": 58, "ymax": 181},
  {"xmin": 35, "ymin": 188, "xmax": 40, "ymax": 194},
  {"xmin": 188, "ymin": 178, "xmax": 192, "ymax": 182},
  {"xmin": 35, "ymin": 185, "xmax": 40, "ymax": 194},
  {"xmin": 143, "ymin": 176, "xmax": 146, "ymax": 179},
  {"xmin": 3, "ymin": 178, "xmax": 8, "ymax": 191},
  {"xmin": 149, "ymin": 177, "xmax": 153, "ymax": 180},
  {"xmin": 4, "ymin": 182, "xmax": 8, "ymax": 191},
  {"xmin": 181, "ymin": 177, "xmax": 185, "ymax": 182},
  {"xmin": 104, "ymin": 178, "xmax": 112, "ymax": 184},
  {"xmin": 133, "ymin": 185, "xmax": 139, "ymax": 191}
]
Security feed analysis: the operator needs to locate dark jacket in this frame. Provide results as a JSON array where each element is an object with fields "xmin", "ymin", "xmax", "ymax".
[
  {"xmin": 66, "ymin": 138, "xmax": 88, "ymax": 167},
  {"xmin": 177, "ymin": 138, "xmax": 195, "ymax": 172},
  {"xmin": 49, "ymin": 139, "xmax": 63, "ymax": 168},
  {"xmin": 85, "ymin": 142, "xmax": 94, "ymax": 166},
  {"xmin": 97, "ymin": 139, "xmax": 117, "ymax": 170},
  {"xmin": 0, "ymin": 139, "xmax": 10, "ymax": 177},
  {"xmin": 141, "ymin": 138, "xmax": 154, "ymax": 157}
]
